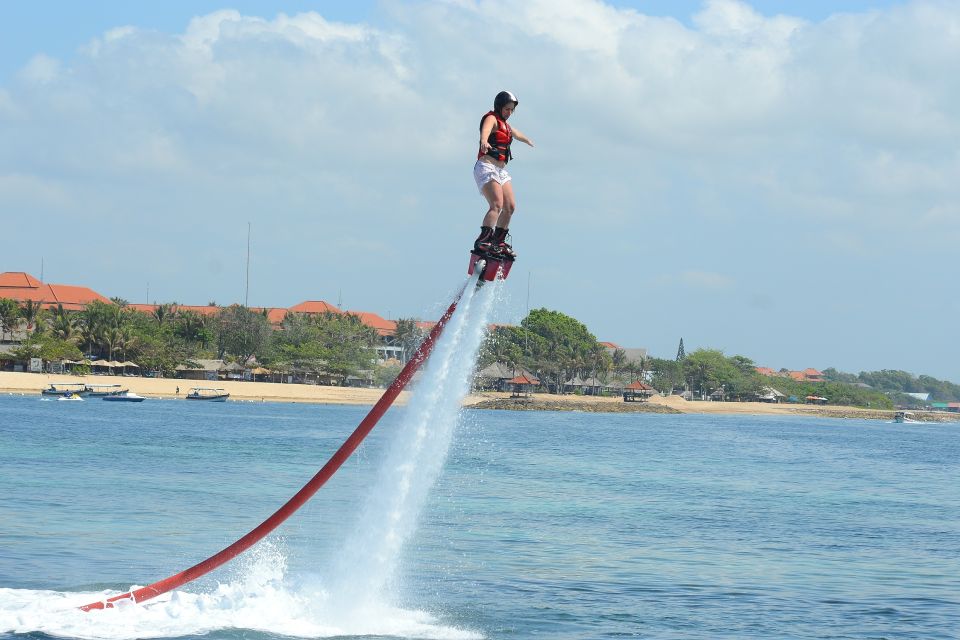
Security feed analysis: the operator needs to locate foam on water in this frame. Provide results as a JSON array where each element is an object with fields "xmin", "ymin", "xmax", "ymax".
[
  {"xmin": 0, "ymin": 542, "xmax": 480, "ymax": 639},
  {"xmin": 0, "ymin": 276, "xmax": 500, "ymax": 640}
]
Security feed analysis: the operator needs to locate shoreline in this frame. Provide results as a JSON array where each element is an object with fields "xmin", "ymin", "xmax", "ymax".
[{"xmin": 2, "ymin": 371, "xmax": 956, "ymax": 423}]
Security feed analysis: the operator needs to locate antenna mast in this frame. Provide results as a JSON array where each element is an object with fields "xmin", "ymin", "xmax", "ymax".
[{"xmin": 245, "ymin": 222, "xmax": 251, "ymax": 307}]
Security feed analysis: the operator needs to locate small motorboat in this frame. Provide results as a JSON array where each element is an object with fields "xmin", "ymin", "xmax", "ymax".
[
  {"xmin": 102, "ymin": 391, "xmax": 145, "ymax": 402},
  {"xmin": 186, "ymin": 387, "xmax": 230, "ymax": 402},
  {"xmin": 86, "ymin": 384, "xmax": 129, "ymax": 397},
  {"xmin": 57, "ymin": 392, "xmax": 84, "ymax": 402},
  {"xmin": 894, "ymin": 410, "xmax": 921, "ymax": 424},
  {"xmin": 42, "ymin": 383, "xmax": 89, "ymax": 397}
]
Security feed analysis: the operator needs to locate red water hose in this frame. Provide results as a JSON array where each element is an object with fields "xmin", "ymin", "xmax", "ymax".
[{"xmin": 79, "ymin": 284, "xmax": 467, "ymax": 611}]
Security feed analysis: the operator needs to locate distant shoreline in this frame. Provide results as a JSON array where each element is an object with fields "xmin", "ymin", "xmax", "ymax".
[{"xmin": 1, "ymin": 371, "xmax": 956, "ymax": 423}]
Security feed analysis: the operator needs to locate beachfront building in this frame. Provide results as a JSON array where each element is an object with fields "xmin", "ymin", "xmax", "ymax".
[
  {"xmin": 757, "ymin": 386, "xmax": 786, "ymax": 403},
  {"xmin": 756, "ymin": 366, "xmax": 825, "ymax": 382},
  {"xmin": 475, "ymin": 362, "xmax": 540, "ymax": 392},
  {"xmin": 623, "ymin": 380, "xmax": 656, "ymax": 402},
  {"xmin": 346, "ymin": 311, "xmax": 401, "ymax": 363},
  {"xmin": 0, "ymin": 271, "xmax": 111, "ymax": 316},
  {"xmin": 507, "ymin": 374, "xmax": 539, "ymax": 397},
  {"xmin": 599, "ymin": 341, "xmax": 648, "ymax": 364}
]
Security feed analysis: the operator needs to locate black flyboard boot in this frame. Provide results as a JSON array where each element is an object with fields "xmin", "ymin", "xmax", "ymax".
[
  {"xmin": 491, "ymin": 227, "xmax": 517, "ymax": 259},
  {"xmin": 468, "ymin": 226, "xmax": 514, "ymax": 282}
]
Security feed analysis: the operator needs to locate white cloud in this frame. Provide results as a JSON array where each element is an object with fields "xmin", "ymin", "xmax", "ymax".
[{"xmin": 18, "ymin": 54, "xmax": 60, "ymax": 85}]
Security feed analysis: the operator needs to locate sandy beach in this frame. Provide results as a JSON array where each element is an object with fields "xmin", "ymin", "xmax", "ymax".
[
  {"xmin": 0, "ymin": 371, "xmax": 395, "ymax": 406},
  {"xmin": 2, "ymin": 371, "xmax": 955, "ymax": 423}
]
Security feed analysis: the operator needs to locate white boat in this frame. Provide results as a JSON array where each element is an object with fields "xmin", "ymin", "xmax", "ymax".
[
  {"xmin": 186, "ymin": 387, "xmax": 230, "ymax": 402},
  {"xmin": 42, "ymin": 383, "xmax": 89, "ymax": 397},
  {"xmin": 894, "ymin": 411, "xmax": 921, "ymax": 424},
  {"xmin": 57, "ymin": 392, "xmax": 84, "ymax": 402},
  {"xmin": 86, "ymin": 384, "xmax": 129, "ymax": 397},
  {"xmin": 102, "ymin": 391, "xmax": 145, "ymax": 403}
]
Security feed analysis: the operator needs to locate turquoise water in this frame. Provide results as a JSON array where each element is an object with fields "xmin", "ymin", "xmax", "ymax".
[{"xmin": 1, "ymin": 394, "xmax": 959, "ymax": 639}]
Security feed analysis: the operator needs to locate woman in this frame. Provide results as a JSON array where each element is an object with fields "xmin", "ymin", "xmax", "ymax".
[{"xmin": 473, "ymin": 90, "xmax": 534, "ymax": 258}]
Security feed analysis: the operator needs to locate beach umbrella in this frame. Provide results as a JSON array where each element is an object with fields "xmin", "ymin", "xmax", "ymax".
[
  {"xmin": 91, "ymin": 359, "xmax": 110, "ymax": 366},
  {"xmin": 122, "ymin": 361, "xmax": 140, "ymax": 368}
]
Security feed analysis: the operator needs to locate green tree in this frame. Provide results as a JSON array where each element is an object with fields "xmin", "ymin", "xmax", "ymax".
[
  {"xmin": 79, "ymin": 300, "xmax": 123, "ymax": 358},
  {"xmin": 611, "ymin": 348, "xmax": 627, "ymax": 378},
  {"xmin": 267, "ymin": 312, "xmax": 379, "ymax": 383},
  {"xmin": 216, "ymin": 304, "xmax": 271, "ymax": 363},
  {"xmin": 677, "ymin": 349, "xmax": 764, "ymax": 400},
  {"xmin": 11, "ymin": 333, "xmax": 82, "ymax": 363},
  {"xmin": 175, "ymin": 310, "xmax": 214, "ymax": 349},
  {"xmin": 0, "ymin": 298, "xmax": 19, "ymax": 341},
  {"xmin": 153, "ymin": 303, "xmax": 176, "ymax": 328},
  {"xmin": 392, "ymin": 318, "xmax": 426, "ymax": 363},
  {"xmin": 478, "ymin": 326, "xmax": 526, "ymax": 371},
  {"xmin": 822, "ymin": 367, "xmax": 859, "ymax": 384},
  {"xmin": 19, "ymin": 300, "xmax": 46, "ymax": 334},
  {"xmin": 520, "ymin": 308, "xmax": 600, "ymax": 393},
  {"xmin": 649, "ymin": 357, "xmax": 683, "ymax": 394},
  {"xmin": 374, "ymin": 361, "xmax": 403, "ymax": 387}
]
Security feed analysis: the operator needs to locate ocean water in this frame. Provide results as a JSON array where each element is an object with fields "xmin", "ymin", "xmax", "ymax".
[{"xmin": 2, "ymin": 339, "xmax": 959, "ymax": 637}]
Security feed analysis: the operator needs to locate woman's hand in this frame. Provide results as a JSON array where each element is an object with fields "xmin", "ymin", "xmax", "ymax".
[
  {"xmin": 480, "ymin": 140, "xmax": 493, "ymax": 153},
  {"xmin": 513, "ymin": 129, "xmax": 534, "ymax": 148}
]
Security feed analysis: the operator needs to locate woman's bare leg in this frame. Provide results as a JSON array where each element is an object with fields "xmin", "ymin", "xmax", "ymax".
[
  {"xmin": 481, "ymin": 179, "xmax": 504, "ymax": 227},
  {"xmin": 497, "ymin": 180, "xmax": 517, "ymax": 229}
]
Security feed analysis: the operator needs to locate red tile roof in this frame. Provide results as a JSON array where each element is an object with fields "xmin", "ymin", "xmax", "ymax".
[
  {"xmin": 348, "ymin": 311, "xmax": 397, "ymax": 336},
  {"xmin": 288, "ymin": 300, "xmax": 342, "ymax": 314},
  {"xmin": 627, "ymin": 380, "xmax": 654, "ymax": 390},
  {"xmin": 0, "ymin": 272, "xmax": 111, "ymax": 310},
  {"xmin": 599, "ymin": 341, "xmax": 622, "ymax": 349},
  {"xmin": 0, "ymin": 271, "xmax": 43, "ymax": 288},
  {"xmin": 265, "ymin": 308, "xmax": 288, "ymax": 324}
]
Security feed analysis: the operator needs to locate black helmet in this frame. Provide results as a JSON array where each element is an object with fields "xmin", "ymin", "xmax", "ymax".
[{"xmin": 494, "ymin": 90, "xmax": 518, "ymax": 115}]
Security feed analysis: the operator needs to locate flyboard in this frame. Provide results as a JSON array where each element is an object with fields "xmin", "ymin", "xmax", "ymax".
[
  {"xmin": 468, "ymin": 246, "xmax": 514, "ymax": 283},
  {"xmin": 78, "ymin": 248, "xmax": 513, "ymax": 612}
]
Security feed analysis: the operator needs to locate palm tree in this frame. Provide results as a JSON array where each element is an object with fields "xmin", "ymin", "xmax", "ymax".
[
  {"xmin": 51, "ymin": 310, "xmax": 77, "ymax": 342},
  {"xmin": 393, "ymin": 318, "xmax": 425, "ymax": 363},
  {"xmin": 20, "ymin": 300, "xmax": 46, "ymax": 334},
  {"xmin": 103, "ymin": 327, "xmax": 124, "ymax": 361},
  {"xmin": 118, "ymin": 326, "xmax": 137, "ymax": 361},
  {"xmin": 611, "ymin": 348, "xmax": 626, "ymax": 380},
  {"xmin": 153, "ymin": 303, "xmax": 176, "ymax": 327},
  {"xmin": 0, "ymin": 298, "xmax": 18, "ymax": 342},
  {"xmin": 637, "ymin": 355, "xmax": 651, "ymax": 381},
  {"xmin": 176, "ymin": 310, "xmax": 210, "ymax": 348}
]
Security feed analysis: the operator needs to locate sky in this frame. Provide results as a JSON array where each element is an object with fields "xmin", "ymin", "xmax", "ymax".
[{"xmin": 1, "ymin": 0, "xmax": 957, "ymax": 381}]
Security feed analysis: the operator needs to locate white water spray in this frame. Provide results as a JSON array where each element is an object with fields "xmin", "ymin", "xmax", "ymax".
[{"xmin": 323, "ymin": 278, "xmax": 501, "ymax": 610}]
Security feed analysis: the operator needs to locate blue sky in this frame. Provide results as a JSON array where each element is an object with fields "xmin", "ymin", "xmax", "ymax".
[{"xmin": 1, "ymin": 0, "xmax": 957, "ymax": 381}]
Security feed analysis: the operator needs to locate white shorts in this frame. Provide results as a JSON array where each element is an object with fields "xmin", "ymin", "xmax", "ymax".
[{"xmin": 473, "ymin": 159, "xmax": 511, "ymax": 193}]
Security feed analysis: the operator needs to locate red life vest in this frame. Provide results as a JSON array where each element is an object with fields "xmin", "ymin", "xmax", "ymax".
[{"xmin": 477, "ymin": 110, "xmax": 513, "ymax": 163}]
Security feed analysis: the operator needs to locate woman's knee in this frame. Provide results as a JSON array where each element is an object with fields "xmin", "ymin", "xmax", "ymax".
[{"xmin": 486, "ymin": 197, "xmax": 504, "ymax": 214}]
